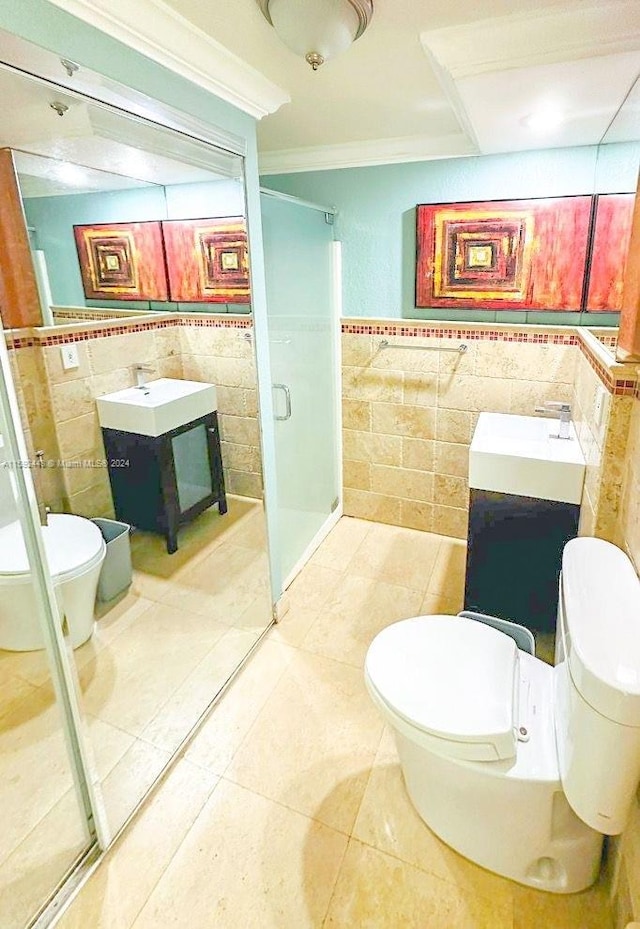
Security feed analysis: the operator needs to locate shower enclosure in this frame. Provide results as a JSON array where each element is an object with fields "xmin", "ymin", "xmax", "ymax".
[{"xmin": 260, "ymin": 191, "xmax": 342, "ymax": 589}]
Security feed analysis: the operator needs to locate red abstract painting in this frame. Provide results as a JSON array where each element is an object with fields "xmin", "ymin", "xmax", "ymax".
[
  {"xmin": 416, "ymin": 197, "xmax": 592, "ymax": 311},
  {"xmin": 162, "ymin": 217, "xmax": 250, "ymax": 304},
  {"xmin": 586, "ymin": 193, "xmax": 635, "ymax": 312},
  {"xmin": 73, "ymin": 222, "xmax": 168, "ymax": 301}
]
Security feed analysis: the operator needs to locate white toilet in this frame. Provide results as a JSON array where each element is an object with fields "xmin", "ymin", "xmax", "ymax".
[
  {"xmin": 365, "ymin": 537, "xmax": 640, "ymax": 893},
  {"xmin": 0, "ymin": 514, "xmax": 106, "ymax": 651}
]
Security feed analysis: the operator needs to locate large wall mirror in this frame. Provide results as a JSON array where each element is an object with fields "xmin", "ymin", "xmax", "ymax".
[
  {"xmin": 1, "ymin": 65, "xmax": 251, "ymax": 321},
  {"xmin": 0, "ymin": 59, "xmax": 272, "ymax": 929}
]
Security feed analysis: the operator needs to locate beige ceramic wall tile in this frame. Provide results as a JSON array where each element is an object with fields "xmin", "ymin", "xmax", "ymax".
[
  {"xmin": 403, "ymin": 371, "xmax": 438, "ymax": 407},
  {"xmin": 342, "ymin": 398, "xmax": 372, "ymax": 431},
  {"xmin": 371, "ymin": 463, "xmax": 434, "ymax": 503},
  {"xmin": 43, "ymin": 342, "xmax": 91, "ymax": 383},
  {"xmin": 50, "ymin": 378, "xmax": 95, "ymax": 422},
  {"xmin": 437, "ymin": 373, "xmax": 512, "ymax": 414},
  {"xmin": 372, "ymin": 402, "xmax": 436, "ymax": 439},
  {"xmin": 399, "ymin": 499, "xmax": 434, "ymax": 532},
  {"xmin": 342, "ymin": 332, "xmax": 374, "ymax": 365},
  {"xmin": 343, "ymin": 489, "xmax": 402, "ymax": 527},
  {"xmin": 343, "ymin": 365, "xmax": 404, "ymax": 403},
  {"xmin": 434, "ymin": 441, "xmax": 469, "ymax": 478},
  {"xmin": 509, "ymin": 378, "xmax": 572, "ymax": 417},
  {"xmin": 434, "ymin": 473, "xmax": 468, "ymax": 509},
  {"xmin": 219, "ymin": 414, "xmax": 260, "ymax": 446},
  {"xmin": 56, "ymin": 412, "xmax": 104, "ymax": 462},
  {"xmin": 226, "ymin": 470, "xmax": 263, "ymax": 498},
  {"xmin": 435, "ymin": 408, "xmax": 474, "ymax": 444},
  {"xmin": 402, "ymin": 436, "xmax": 435, "ymax": 472},
  {"xmin": 433, "ymin": 505, "xmax": 468, "ymax": 540},
  {"xmin": 370, "ymin": 339, "xmax": 440, "ymax": 374},
  {"xmin": 343, "ymin": 458, "xmax": 371, "ymax": 491},
  {"xmin": 216, "ymin": 384, "xmax": 248, "ymax": 416},
  {"xmin": 343, "ymin": 429, "xmax": 402, "ymax": 466},
  {"xmin": 90, "ymin": 368, "xmax": 132, "ymax": 397},
  {"xmin": 87, "ymin": 332, "xmax": 156, "ymax": 376}
]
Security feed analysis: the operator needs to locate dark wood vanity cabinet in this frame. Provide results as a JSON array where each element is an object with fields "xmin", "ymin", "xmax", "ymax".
[{"xmin": 102, "ymin": 411, "xmax": 227, "ymax": 554}]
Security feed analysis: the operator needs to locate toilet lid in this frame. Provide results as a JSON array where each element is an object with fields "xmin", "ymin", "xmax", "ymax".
[
  {"xmin": 0, "ymin": 515, "xmax": 104, "ymax": 577},
  {"xmin": 365, "ymin": 615, "xmax": 519, "ymax": 760}
]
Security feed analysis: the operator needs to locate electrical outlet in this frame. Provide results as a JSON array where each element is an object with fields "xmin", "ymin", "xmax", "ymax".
[{"xmin": 60, "ymin": 344, "xmax": 79, "ymax": 370}]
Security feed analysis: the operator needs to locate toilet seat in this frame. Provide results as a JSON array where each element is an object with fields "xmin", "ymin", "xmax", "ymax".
[
  {"xmin": 0, "ymin": 515, "xmax": 105, "ymax": 583},
  {"xmin": 365, "ymin": 615, "xmax": 520, "ymax": 762}
]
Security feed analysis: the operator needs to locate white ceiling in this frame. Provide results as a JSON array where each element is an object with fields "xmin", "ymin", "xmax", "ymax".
[
  {"xmin": 153, "ymin": 0, "xmax": 640, "ymax": 173},
  {"xmin": 0, "ymin": 67, "xmax": 239, "ymax": 196}
]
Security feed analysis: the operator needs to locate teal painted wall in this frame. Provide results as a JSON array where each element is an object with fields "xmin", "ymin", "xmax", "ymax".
[
  {"xmin": 24, "ymin": 179, "xmax": 247, "ymax": 312},
  {"xmin": 0, "ymin": 0, "xmax": 284, "ymax": 593},
  {"xmin": 262, "ymin": 143, "xmax": 640, "ymax": 325}
]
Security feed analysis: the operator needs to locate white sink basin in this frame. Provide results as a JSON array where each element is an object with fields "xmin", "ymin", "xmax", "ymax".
[
  {"xmin": 97, "ymin": 378, "xmax": 217, "ymax": 437},
  {"xmin": 469, "ymin": 413, "xmax": 585, "ymax": 504}
]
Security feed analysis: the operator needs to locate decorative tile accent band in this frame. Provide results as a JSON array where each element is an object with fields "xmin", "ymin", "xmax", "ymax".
[
  {"xmin": 341, "ymin": 321, "xmax": 578, "ymax": 345},
  {"xmin": 4, "ymin": 314, "xmax": 252, "ymax": 348}
]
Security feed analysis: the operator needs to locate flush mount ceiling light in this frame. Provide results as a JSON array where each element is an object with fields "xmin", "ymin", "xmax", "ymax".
[
  {"xmin": 522, "ymin": 102, "xmax": 565, "ymax": 133},
  {"xmin": 256, "ymin": 0, "xmax": 374, "ymax": 70}
]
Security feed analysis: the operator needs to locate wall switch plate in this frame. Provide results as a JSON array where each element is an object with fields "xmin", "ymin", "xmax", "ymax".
[{"xmin": 60, "ymin": 344, "xmax": 79, "ymax": 370}]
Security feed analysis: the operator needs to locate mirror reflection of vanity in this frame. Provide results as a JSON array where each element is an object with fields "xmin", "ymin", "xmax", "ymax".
[{"xmin": 0, "ymin": 57, "xmax": 273, "ymax": 917}]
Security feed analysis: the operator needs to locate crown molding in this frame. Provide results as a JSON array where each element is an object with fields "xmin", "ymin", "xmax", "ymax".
[
  {"xmin": 259, "ymin": 133, "xmax": 477, "ymax": 175},
  {"xmin": 421, "ymin": 1, "xmax": 640, "ymax": 79},
  {"xmin": 46, "ymin": 0, "xmax": 290, "ymax": 120}
]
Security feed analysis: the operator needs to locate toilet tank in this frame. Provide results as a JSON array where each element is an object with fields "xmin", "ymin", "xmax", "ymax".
[{"xmin": 555, "ymin": 537, "xmax": 640, "ymax": 835}]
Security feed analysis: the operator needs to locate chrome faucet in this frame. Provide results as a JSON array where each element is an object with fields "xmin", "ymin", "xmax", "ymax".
[
  {"xmin": 534, "ymin": 401, "xmax": 572, "ymax": 440},
  {"xmin": 132, "ymin": 364, "xmax": 154, "ymax": 388}
]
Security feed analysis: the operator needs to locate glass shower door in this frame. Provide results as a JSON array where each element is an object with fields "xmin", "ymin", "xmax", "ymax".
[
  {"xmin": 0, "ymin": 333, "xmax": 99, "ymax": 928},
  {"xmin": 260, "ymin": 192, "xmax": 340, "ymax": 588}
]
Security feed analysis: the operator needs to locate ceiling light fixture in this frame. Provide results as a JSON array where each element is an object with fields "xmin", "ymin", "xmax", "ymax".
[
  {"xmin": 256, "ymin": 0, "xmax": 373, "ymax": 70},
  {"xmin": 522, "ymin": 102, "xmax": 565, "ymax": 133}
]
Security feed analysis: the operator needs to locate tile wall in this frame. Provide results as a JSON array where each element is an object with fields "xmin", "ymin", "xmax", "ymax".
[
  {"xmin": 609, "ymin": 386, "xmax": 640, "ymax": 929},
  {"xmin": 571, "ymin": 332, "xmax": 636, "ymax": 541},
  {"xmin": 5, "ymin": 315, "xmax": 262, "ymax": 521},
  {"xmin": 341, "ymin": 322, "xmax": 576, "ymax": 539}
]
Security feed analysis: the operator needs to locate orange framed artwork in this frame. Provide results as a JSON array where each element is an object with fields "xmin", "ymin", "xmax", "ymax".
[
  {"xmin": 162, "ymin": 217, "xmax": 250, "ymax": 304},
  {"xmin": 415, "ymin": 197, "xmax": 593, "ymax": 311},
  {"xmin": 73, "ymin": 221, "xmax": 168, "ymax": 301}
]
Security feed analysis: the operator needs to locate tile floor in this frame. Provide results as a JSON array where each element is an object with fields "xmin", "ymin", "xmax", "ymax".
[
  {"xmin": 52, "ymin": 516, "xmax": 612, "ymax": 929},
  {"xmin": 0, "ymin": 496, "xmax": 272, "ymax": 929}
]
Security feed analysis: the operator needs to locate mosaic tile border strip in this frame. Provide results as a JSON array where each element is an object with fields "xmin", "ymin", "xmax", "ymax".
[
  {"xmin": 577, "ymin": 334, "xmax": 638, "ymax": 397},
  {"xmin": 5, "ymin": 315, "xmax": 252, "ymax": 348},
  {"xmin": 341, "ymin": 321, "xmax": 579, "ymax": 345}
]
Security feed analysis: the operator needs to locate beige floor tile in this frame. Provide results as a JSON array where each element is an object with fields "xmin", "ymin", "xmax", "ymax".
[
  {"xmin": 226, "ymin": 650, "xmax": 384, "ymax": 834},
  {"xmin": 513, "ymin": 881, "xmax": 611, "ymax": 929},
  {"xmin": 234, "ymin": 587, "xmax": 274, "ymax": 633},
  {"xmin": 269, "ymin": 605, "xmax": 320, "ymax": 648},
  {"xmin": 285, "ymin": 563, "xmax": 344, "ymax": 611},
  {"xmin": 100, "ymin": 738, "xmax": 171, "ymax": 836},
  {"xmin": 347, "ymin": 523, "xmax": 442, "ymax": 590},
  {"xmin": 77, "ymin": 603, "xmax": 228, "ymax": 737},
  {"xmin": 427, "ymin": 538, "xmax": 468, "ymax": 597},
  {"xmin": 420, "ymin": 590, "xmax": 465, "ymax": 615},
  {"xmin": 131, "ymin": 779, "xmax": 348, "ymax": 929},
  {"xmin": 324, "ymin": 838, "xmax": 513, "ymax": 929},
  {"xmin": 141, "ymin": 628, "xmax": 259, "ymax": 754},
  {"xmin": 301, "ymin": 575, "xmax": 423, "ymax": 668},
  {"xmin": 185, "ymin": 639, "xmax": 296, "ymax": 775},
  {"xmin": 159, "ymin": 544, "xmax": 270, "ymax": 623},
  {"xmin": 57, "ymin": 759, "xmax": 218, "ymax": 929},
  {"xmin": 353, "ymin": 731, "xmax": 514, "ymax": 911},
  {"xmin": 0, "ymin": 689, "xmax": 80, "ymax": 864},
  {"xmin": 308, "ymin": 516, "xmax": 372, "ymax": 572},
  {"xmin": 0, "ymin": 787, "xmax": 88, "ymax": 929}
]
